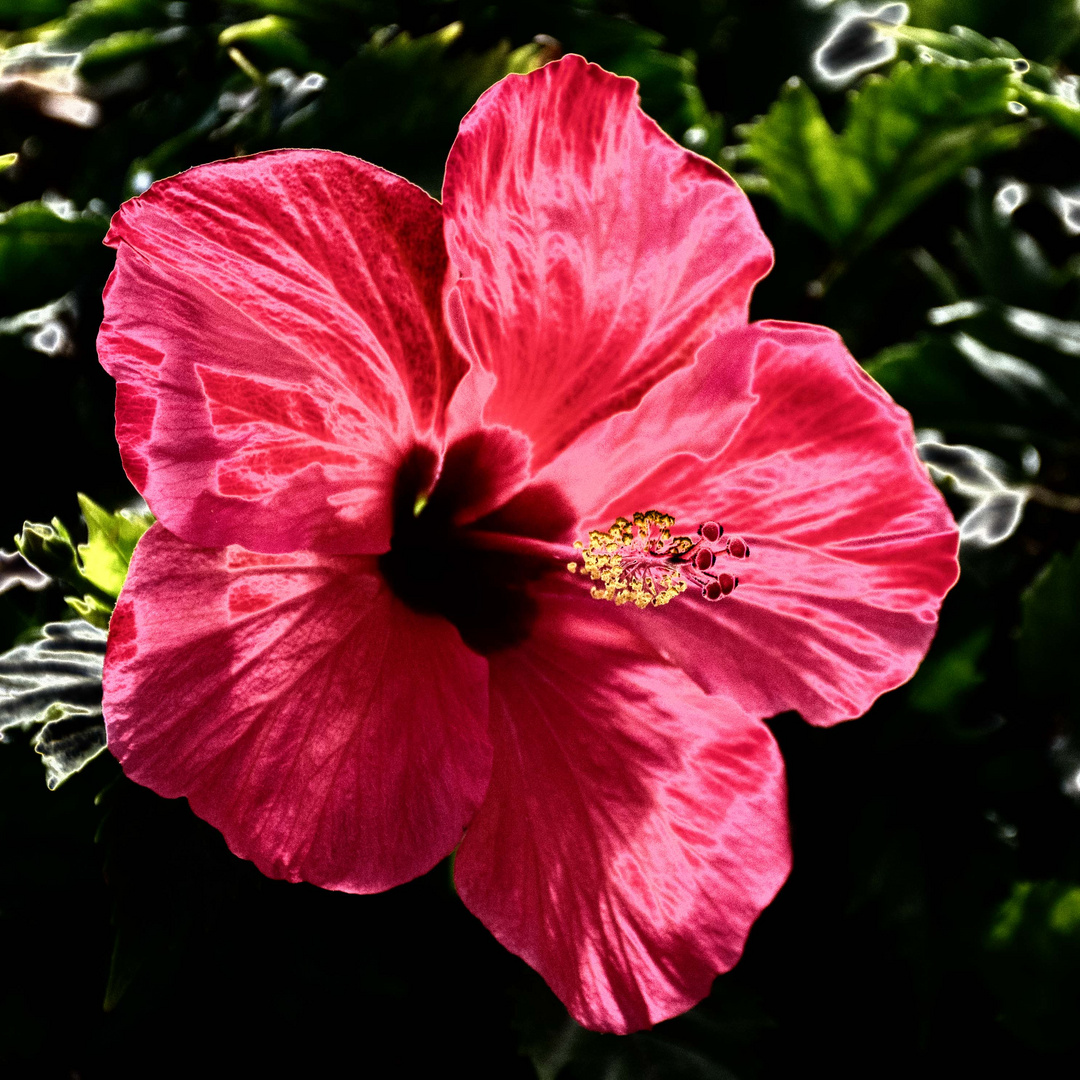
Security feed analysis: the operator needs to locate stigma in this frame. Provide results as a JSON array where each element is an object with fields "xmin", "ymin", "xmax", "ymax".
[{"xmin": 566, "ymin": 511, "xmax": 749, "ymax": 608}]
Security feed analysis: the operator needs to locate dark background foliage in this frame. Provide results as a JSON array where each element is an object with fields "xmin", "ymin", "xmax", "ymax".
[{"xmin": 3, "ymin": 1, "xmax": 1080, "ymax": 1076}]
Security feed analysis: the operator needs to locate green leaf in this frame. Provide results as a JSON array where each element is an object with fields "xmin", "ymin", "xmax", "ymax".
[
  {"xmin": 1016, "ymin": 83, "xmax": 1080, "ymax": 140},
  {"xmin": 734, "ymin": 77, "xmax": 864, "ymax": 245},
  {"xmin": 15, "ymin": 518, "xmax": 114, "ymax": 628},
  {"xmin": 952, "ymin": 178, "xmax": 1068, "ymax": 310},
  {"xmin": 900, "ymin": 3, "xmax": 1080, "ymax": 65},
  {"xmin": 735, "ymin": 59, "xmax": 1026, "ymax": 254},
  {"xmin": 74, "ymin": 493, "xmax": 152, "ymax": 600},
  {"xmin": 40, "ymin": 0, "xmax": 172, "ymax": 51},
  {"xmin": 14, "ymin": 497, "xmax": 151, "ymax": 629},
  {"xmin": 0, "ymin": 0, "xmax": 67, "ymax": 26},
  {"xmin": 64, "ymin": 593, "xmax": 114, "ymax": 630},
  {"xmin": 0, "ymin": 153, "xmax": 16, "ymax": 172},
  {"xmin": 985, "ymin": 880, "xmax": 1080, "ymax": 1051},
  {"xmin": 907, "ymin": 626, "xmax": 991, "ymax": 713},
  {"xmin": 77, "ymin": 26, "xmax": 190, "ymax": 81},
  {"xmin": 864, "ymin": 332, "xmax": 1072, "ymax": 443},
  {"xmin": 218, "ymin": 16, "xmax": 314, "ymax": 72},
  {"xmin": 0, "ymin": 200, "xmax": 109, "ymax": 318},
  {"xmin": 14, "ymin": 518, "xmax": 80, "ymax": 585},
  {"xmin": 0, "ymin": 621, "xmax": 107, "ymax": 789},
  {"xmin": 225, "ymin": 0, "xmax": 366, "ymax": 18},
  {"xmin": 890, "ymin": 21, "xmax": 1080, "ymax": 141},
  {"xmin": 1016, "ymin": 542, "xmax": 1080, "ymax": 719}
]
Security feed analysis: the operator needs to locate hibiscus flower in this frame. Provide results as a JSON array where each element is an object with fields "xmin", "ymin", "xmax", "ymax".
[{"xmin": 97, "ymin": 55, "xmax": 958, "ymax": 1033}]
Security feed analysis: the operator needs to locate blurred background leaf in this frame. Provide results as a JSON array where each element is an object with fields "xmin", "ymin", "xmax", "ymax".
[
  {"xmin": 1017, "ymin": 540, "xmax": 1080, "ymax": 719},
  {"xmin": 0, "ymin": 199, "xmax": 107, "ymax": 316},
  {"xmin": 984, "ymin": 880, "xmax": 1080, "ymax": 1051},
  {"xmin": 732, "ymin": 59, "xmax": 1027, "ymax": 263}
]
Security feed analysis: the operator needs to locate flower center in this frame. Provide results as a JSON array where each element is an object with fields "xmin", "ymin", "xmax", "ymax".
[
  {"xmin": 379, "ymin": 444, "xmax": 574, "ymax": 655},
  {"xmin": 567, "ymin": 511, "xmax": 749, "ymax": 608}
]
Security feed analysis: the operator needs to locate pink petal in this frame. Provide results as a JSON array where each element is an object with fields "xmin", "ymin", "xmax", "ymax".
[
  {"xmin": 454, "ymin": 590, "xmax": 790, "ymax": 1033},
  {"xmin": 442, "ymin": 54, "xmax": 772, "ymax": 466},
  {"xmin": 596, "ymin": 321, "xmax": 960, "ymax": 726},
  {"xmin": 103, "ymin": 524, "xmax": 491, "ymax": 893},
  {"xmin": 99, "ymin": 149, "xmax": 464, "ymax": 554},
  {"xmin": 531, "ymin": 319, "xmax": 758, "ymax": 526}
]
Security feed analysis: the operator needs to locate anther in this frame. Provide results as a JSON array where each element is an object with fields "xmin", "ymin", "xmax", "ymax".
[{"xmin": 699, "ymin": 521, "xmax": 723, "ymax": 543}]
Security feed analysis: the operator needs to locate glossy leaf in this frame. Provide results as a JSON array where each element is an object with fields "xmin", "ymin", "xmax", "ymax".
[
  {"xmin": 0, "ymin": 621, "xmax": 107, "ymax": 789},
  {"xmin": 0, "ymin": 550, "xmax": 49, "ymax": 596},
  {"xmin": 0, "ymin": 201, "xmax": 109, "ymax": 318},
  {"xmin": 14, "ymin": 518, "xmax": 81, "ymax": 587},
  {"xmin": 865, "ymin": 333, "xmax": 1071, "ymax": 443}
]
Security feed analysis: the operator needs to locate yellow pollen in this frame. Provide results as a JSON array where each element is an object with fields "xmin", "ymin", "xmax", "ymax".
[{"xmin": 571, "ymin": 511, "xmax": 694, "ymax": 609}]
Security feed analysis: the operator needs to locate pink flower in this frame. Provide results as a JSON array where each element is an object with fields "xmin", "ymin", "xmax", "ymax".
[{"xmin": 97, "ymin": 56, "xmax": 958, "ymax": 1033}]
